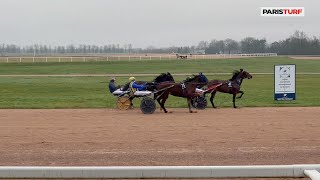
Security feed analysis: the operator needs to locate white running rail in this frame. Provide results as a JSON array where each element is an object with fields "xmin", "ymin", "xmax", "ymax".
[
  {"xmin": 0, "ymin": 164, "xmax": 319, "ymax": 179},
  {"xmin": 0, "ymin": 53, "xmax": 278, "ymax": 63}
]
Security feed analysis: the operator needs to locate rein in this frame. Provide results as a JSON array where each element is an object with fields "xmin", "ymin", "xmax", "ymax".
[
  {"xmin": 185, "ymin": 82, "xmax": 208, "ymax": 85},
  {"xmin": 154, "ymin": 84, "xmax": 175, "ymax": 100}
]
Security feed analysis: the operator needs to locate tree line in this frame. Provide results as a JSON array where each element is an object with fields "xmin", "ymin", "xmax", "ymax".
[
  {"xmin": 1, "ymin": 31, "xmax": 319, "ymax": 55},
  {"xmin": 200, "ymin": 31, "xmax": 320, "ymax": 55}
]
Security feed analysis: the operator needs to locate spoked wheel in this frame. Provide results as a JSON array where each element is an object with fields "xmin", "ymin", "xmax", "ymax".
[
  {"xmin": 140, "ymin": 97, "xmax": 156, "ymax": 114},
  {"xmin": 192, "ymin": 96, "xmax": 207, "ymax": 110},
  {"xmin": 116, "ymin": 96, "xmax": 131, "ymax": 110}
]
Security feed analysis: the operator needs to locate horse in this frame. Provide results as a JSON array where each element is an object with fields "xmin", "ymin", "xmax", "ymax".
[
  {"xmin": 148, "ymin": 73, "xmax": 208, "ymax": 113},
  {"xmin": 206, "ymin": 69, "xmax": 252, "ymax": 108},
  {"xmin": 121, "ymin": 72, "xmax": 175, "ymax": 108},
  {"xmin": 153, "ymin": 72, "xmax": 175, "ymax": 83},
  {"xmin": 176, "ymin": 54, "xmax": 187, "ymax": 59}
]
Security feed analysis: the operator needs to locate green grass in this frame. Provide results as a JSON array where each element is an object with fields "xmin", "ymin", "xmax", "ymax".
[
  {"xmin": 0, "ymin": 56, "xmax": 319, "ymax": 108},
  {"xmin": 1, "ymin": 57, "xmax": 320, "ymax": 75},
  {"xmin": 0, "ymin": 75, "xmax": 319, "ymax": 109}
]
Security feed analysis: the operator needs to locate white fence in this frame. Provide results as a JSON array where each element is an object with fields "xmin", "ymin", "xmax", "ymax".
[
  {"xmin": 0, "ymin": 53, "xmax": 277, "ymax": 63},
  {"xmin": 0, "ymin": 164, "xmax": 319, "ymax": 179}
]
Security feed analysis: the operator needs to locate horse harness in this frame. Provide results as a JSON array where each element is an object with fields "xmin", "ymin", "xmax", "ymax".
[
  {"xmin": 226, "ymin": 78, "xmax": 243, "ymax": 93},
  {"xmin": 154, "ymin": 84, "xmax": 175, "ymax": 100}
]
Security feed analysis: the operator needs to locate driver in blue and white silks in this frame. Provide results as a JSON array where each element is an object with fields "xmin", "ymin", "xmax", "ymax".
[{"xmin": 128, "ymin": 77, "xmax": 146, "ymax": 95}]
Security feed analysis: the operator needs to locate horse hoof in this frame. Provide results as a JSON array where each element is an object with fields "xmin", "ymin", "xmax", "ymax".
[
  {"xmin": 190, "ymin": 111, "xmax": 197, "ymax": 113},
  {"xmin": 213, "ymin": 106, "xmax": 217, "ymax": 109}
]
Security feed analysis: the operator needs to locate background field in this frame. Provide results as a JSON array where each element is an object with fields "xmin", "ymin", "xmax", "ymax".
[
  {"xmin": 1, "ymin": 56, "xmax": 320, "ymax": 74},
  {"xmin": 0, "ymin": 56, "xmax": 319, "ymax": 108}
]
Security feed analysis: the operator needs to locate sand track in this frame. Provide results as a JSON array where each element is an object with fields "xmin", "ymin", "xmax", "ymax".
[{"xmin": 1, "ymin": 107, "xmax": 319, "ymax": 168}]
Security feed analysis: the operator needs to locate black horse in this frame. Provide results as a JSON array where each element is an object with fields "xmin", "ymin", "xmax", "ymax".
[
  {"xmin": 121, "ymin": 72, "xmax": 175, "ymax": 108},
  {"xmin": 206, "ymin": 69, "xmax": 252, "ymax": 108}
]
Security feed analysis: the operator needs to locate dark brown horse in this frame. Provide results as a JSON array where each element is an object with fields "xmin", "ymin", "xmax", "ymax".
[
  {"xmin": 206, "ymin": 69, "xmax": 252, "ymax": 108},
  {"xmin": 150, "ymin": 73, "xmax": 208, "ymax": 113}
]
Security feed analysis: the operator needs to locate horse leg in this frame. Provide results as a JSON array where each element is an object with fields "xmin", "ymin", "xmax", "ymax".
[
  {"xmin": 187, "ymin": 98, "xmax": 197, "ymax": 113},
  {"xmin": 233, "ymin": 93, "xmax": 237, "ymax": 108},
  {"xmin": 237, "ymin": 91, "xmax": 244, "ymax": 99},
  {"xmin": 209, "ymin": 91, "xmax": 217, "ymax": 108},
  {"xmin": 154, "ymin": 94, "xmax": 163, "ymax": 111},
  {"xmin": 156, "ymin": 98, "xmax": 163, "ymax": 111},
  {"xmin": 160, "ymin": 96, "xmax": 171, "ymax": 113},
  {"xmin": 158, "ymin": 93, "xmax": 169, "ymax": 113}
]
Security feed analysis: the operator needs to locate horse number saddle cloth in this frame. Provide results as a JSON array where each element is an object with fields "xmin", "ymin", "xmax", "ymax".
[
  {"xmin": 181, "ymin": 83, "xmax": 186, "ymax": 89},
  {"xmin": 227, "ymin": 81, "xmax": 232, "ymax": 88}
]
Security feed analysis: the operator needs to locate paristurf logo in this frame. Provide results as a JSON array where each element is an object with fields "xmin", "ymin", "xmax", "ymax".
[{"xmin": 261, "ymin": 7, "xmax": 304, "ymax": 16}]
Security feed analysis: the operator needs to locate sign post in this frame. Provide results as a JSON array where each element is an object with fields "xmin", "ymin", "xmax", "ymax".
[{"xmin": 274, "ymin": 64, "xmax": 296, "ymax": 100}]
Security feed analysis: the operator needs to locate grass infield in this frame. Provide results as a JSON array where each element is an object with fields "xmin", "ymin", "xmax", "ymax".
[
  {"xmin": 0, "ymin": 57, "xmax": 320, "ymax": 75},
  {"xmin": 0, "ymin": 75, "xmax": 319, "ymax": 108},
  {"xmin": 0, "ymin": 56, "xmax": 319, "ymax": 108}
]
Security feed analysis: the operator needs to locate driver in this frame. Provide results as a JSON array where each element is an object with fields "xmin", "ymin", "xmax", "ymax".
[
  {"xmin": 108, "ymin": 77, "xmax": 121, "ymax": 93},
  {"xmin": 127, "ymin": 77, "xmax": 147, "ymax": 109},
  {"xmin": 128, "ymin": 77, "xmax": 146, "ymax": 94}
]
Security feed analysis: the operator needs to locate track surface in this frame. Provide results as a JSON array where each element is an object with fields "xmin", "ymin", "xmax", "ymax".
[{"xmin": 0, "ymin": 107, "xmax": 319, "ymax": 180}]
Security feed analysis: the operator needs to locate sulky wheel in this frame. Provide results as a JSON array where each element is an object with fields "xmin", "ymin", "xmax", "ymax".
[
  {"xmin": 192, "ymin": 96, "xmax": 207, "ymax": 110},
  {"xmin": 116, "ymin": 96, "xmax": 131, "ymax": 110},
  {"xmin": 140, "ymin": 97, "xmax": 156, "ymax": 114}
]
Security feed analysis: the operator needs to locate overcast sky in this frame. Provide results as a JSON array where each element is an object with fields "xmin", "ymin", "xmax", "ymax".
[{"xmin": 0, "ymin": 0, "xmax": 318, "ymax": 48}]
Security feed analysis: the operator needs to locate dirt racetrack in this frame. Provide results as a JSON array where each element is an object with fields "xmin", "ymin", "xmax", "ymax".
[{"xmin": 0, "ymin": 107, "xmax": 319, "ymax": 179}]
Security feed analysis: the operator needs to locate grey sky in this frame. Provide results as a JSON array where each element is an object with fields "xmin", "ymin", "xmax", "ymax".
[{"xmin": 0, "ymin": 0, "xmax": 318, "ymax": 48}]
